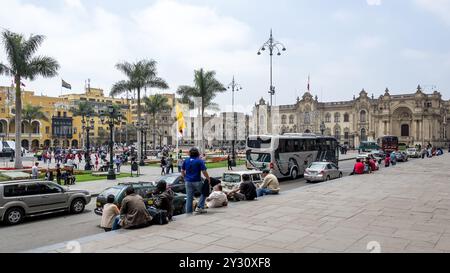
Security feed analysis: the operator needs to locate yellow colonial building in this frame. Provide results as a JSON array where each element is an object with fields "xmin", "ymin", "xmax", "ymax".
[{"xmin": 0, "ymin": 85, "xmax": 133, "ymax": 150}]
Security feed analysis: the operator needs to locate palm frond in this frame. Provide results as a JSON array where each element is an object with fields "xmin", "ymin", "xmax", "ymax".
[
  {"xmin": 23, "ymin": 34, "xmax": 45, "ymax": 62},
  {"xmin": 26, "ymin": 55, "xmax": 59, "ymax": 80},
  {"xmin": 0, "ymin": 63, "xmax": 12, "ymax": 76},
  {"xmin": 2, "ymin": 30, "xmax": 23, "ymax": 73},
  {"xmin": 110, "ymin": 80, "xmax": 131, "ymax": 98}
]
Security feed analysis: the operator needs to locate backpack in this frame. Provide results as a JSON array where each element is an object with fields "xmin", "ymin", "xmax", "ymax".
[{"xmin": 147, "ymin": 207, "xmax": 169, "ymax": 225}]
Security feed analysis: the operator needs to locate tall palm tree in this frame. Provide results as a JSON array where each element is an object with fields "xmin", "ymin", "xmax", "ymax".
[
  {"xmin": 0, "ymin": 30, "xmax": 59, "ymax": 168},
  {"xmin": 143, "ymin": 94, "xmax": 170, "ymax": 149},
  {"xmin": 177, "ymin": 68, "xmax": 226, "ymax": 151},
  {"xmin": 111, "ymin": 59, "xmax": 168, "ymax": 161},
  {"xmin": 22, "ymin": 104, "xmax": 49, "ymax": 151}
]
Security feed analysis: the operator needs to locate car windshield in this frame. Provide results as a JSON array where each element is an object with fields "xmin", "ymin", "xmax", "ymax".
[
  {"xmin": 100, "ymin": 187, "xmax": 122, "ymax": 197},
  {"xmin": 222, "ymin": 174, "xmax": 241, "ymax": 183},
  {"xmin": 156, "ymin": 175, "xmax": 178, "ymax": 185},
  {"xmin": 308, "ymin": 163, "xmax": 326, "ymax": 170}
]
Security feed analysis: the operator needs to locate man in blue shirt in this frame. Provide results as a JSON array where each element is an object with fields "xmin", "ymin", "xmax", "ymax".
[{"xmin": 182, "ymin": 147, "xmax": 211, "ymax": 214}]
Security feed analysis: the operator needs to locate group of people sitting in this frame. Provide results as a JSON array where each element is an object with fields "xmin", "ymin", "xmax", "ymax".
[
  {"xmin": 101, "ymin": 180, "xmax": 175, "ymax": 232},
  {"xmin": 351, "ymin": 156, "xmax": 378, "ymax": 175}
]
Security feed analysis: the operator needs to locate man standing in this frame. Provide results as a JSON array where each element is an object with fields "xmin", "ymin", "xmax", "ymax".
[
  {"xmin": 32, "ymin": 162, "xmax": 39, "ymax": 179},
  {"xmin": 227, "ymin": 154, "xmax": 233, "ymax": 171},
  {"xmin": 166, "ymin": 154, "xmax": 174, "ymax": 174},
  {"xmin": 257, "ymin": 170, "xmax": 280, "ymax": 197},
  {"xmin": 181, "ymin": 147, "xmax": 211, "ymax": 214}
]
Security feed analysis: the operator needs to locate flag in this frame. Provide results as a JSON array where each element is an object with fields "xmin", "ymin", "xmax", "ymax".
[
  {"xmin": 62, "ymin": 79, "xmax": 72, "ymax": 89},
  {"xmin": 175, "ymin": 103, "xmax": 186, "ymax": 138},
  {"xmin": 307, "ymin": 75, "xmax": 310, "ymax": 92}
]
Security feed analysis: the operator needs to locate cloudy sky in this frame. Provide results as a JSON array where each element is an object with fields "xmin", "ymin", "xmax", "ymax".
[{"xmin": 1, "ymin": 0, "xmax": 449, "ymax": 114}]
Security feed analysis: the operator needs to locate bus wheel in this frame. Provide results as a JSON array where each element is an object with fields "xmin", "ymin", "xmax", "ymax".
[{"xmin": 291, "ymin": 168, "xmax": 299, "ymax": 180}]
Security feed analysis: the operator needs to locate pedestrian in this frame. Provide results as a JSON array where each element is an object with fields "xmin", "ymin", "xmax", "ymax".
[
  {"xmin": 181, "ymin": 147, "xmax": 211, "ymax": 214},
  {"xmin": 56, "ymin": 164, "xmax": 62, "ymax": 185},
  {"xmin": 115, "ymin": 156, "xmax": 122, "ymax": 173},
  {"xmin": 45, "ymin": 169, "xmax": 54, "ymax": 181},
  {"xmin": 257, "ymin": 170, "xmax": 281, "ymax": 197},
  {"xmin": 166, "ymin": 154, "xmax": 174, "ymax": 174},
  {"xmin": 112, "ymin": 187, "xmax": 152, "ymax": 231},
  {"xmin": 101, "ymin": 195, "xmax": 120, "ymax": 232},
  {"xmin": 177, "ymin": 155, "xmax": 184, "ymax": 173},
  {"xmin": 390, "ymin": 151, "xmax": 397, "ymax": 166},
  {"xmin": 32, "ymin": 162, "xmax": 39, "ymax": 179},
  {"xmin": 227, "ymin": 154, "xmax": 233, "ymax": 171},
  {"xmin": 385, "ymin": 154, "xmax": 391, "ymax": 168},
  {"xmin": 160, "ymin": 157, "xmax": 167, "ymax": 175},
  {"xmin": 353, "ymin": 159, "xmax": 365, "ymax": 175},
  {"xmin": 95, "ymin": 156, "xmax": 99, "ymax": 171}
]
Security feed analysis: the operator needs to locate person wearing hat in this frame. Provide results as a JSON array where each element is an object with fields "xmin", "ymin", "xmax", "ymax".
[
  {"xmin": 257, "ymin": 170, "xmax": 280, "ymax": 197},
  {"xmin": 181, "ymin": 147, "xmax": 211, "ymax": 214}
]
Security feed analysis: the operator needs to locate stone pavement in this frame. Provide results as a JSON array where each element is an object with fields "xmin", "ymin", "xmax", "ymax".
[{"xmin": 28, "ymin": 153, "xmax": 450, "ymax": 253}]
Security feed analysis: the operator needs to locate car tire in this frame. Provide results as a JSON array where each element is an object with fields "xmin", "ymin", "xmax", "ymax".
[
  {"xmin": 326, "ymin": 176, "xmax": 330, "ymax": 181},
  {"xmin": 291, "ymin": 168, "xmax": 299, "ymax": 180},
  {"xmin": 4, "ymin": 207, "xmax": 24, "ymax": 225},
  {"xmin": 338, "ymin": 172, "xmax": 343, "ymax": 178},
  {"xmin": 70, "ymin": 198, "xmax": 85, "ymax": 214}
]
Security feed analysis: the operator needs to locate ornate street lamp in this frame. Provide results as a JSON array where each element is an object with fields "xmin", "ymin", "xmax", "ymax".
[
  {"xmin": 257, "ymin": 29, "xmax": 287, "ymax": 107},
  {"xmin": 100, "ymin": 106, "xmax": 122, "ymax": 180},
  {"xmin": 82, "ymin": 116, "xmax": 95, "ymax": 171},
  {"xmin": 139, "ymin": 118, "xmax": 148, "ymax": 166},
  {"xmin": 227, "ymin": 76, "xmax": 243, "ymax": 165}
]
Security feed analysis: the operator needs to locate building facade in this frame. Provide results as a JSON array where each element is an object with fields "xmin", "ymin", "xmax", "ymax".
[{"xmin": 252, "ymin": 85, "xmax": 450, "ymax": 148}]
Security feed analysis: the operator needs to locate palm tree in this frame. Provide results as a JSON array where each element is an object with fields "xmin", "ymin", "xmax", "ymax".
[
  {"xmin": 22, "ymin": 104, "xmax": 49, "ymax": 151},
  {"xmin": 177, "ymin": 68, "xmax": 226, "ymax": 151},
  {"xmin": 143, "ymin": 94, "xmax": 170, "ymax": 149},
  {"xmin": 0, "ymin": 30, "xmax": 59, "ymax": 168},
  {"xmin": 111, "ymin": 59, "xmax": 168, "ymax": 162}
]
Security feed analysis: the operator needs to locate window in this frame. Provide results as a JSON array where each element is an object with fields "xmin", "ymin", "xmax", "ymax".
[
  {"xmin": 360, "ymin": 110, "xmax": 367, "ymax": 123},
  {"xmin": 344, "ymin": 113, "xmax": 349, "ymax": 122},
  {"xmin": 401, "ymin": 124, "xmax": 410, "ymax": 137},
  {"xmin": 281, "ymin": 115, "xmax": 287, "ymax": 125},
  {"xmin": 325, "ymin": 113, "xmax": 331, "ymax": 123},
  {"xmin": 289, "ymin": 115, "xmax": 295, "ymax": 124},
  {"xmin": 361, "ymin": 128, "xmax": 367, "ymax": 142},
  {"xmin": 335, "ymin": 128, "xmax": 341, "ymax": 140},
  {"xmin": 1, "ymin": 108, "xmax": 4, "ymax": 113},
  {"xmin": 344, "ymin": 132, "xmax": 349, "ymax": 140},
  {"xmin": 57, "ymin": 112, "xmax": 61, "ymax": 117},
  {"xmin": 334, "ymin": 113, "xmax": 340, "ymax": 123},
  {"xmin": 63, "ymin": 112, "xmax": 67, "ymax": 117},
  {"xmin": 304, "ymin": 112, "xmax": 311, "ymax": 125}
]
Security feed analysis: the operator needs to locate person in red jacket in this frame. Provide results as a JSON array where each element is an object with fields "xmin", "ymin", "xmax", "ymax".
[
  {"xmin": 369, "ymin": 158, "xmax": 377, "ymax": 172},
  {"xmin": 353, "ymin": 159, "xmax": 365, "ymax": 175}
]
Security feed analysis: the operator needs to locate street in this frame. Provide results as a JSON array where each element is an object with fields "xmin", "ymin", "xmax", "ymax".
[{"xmin": 0, "ymin": 160, "xmax": 356, "ymax": 252}]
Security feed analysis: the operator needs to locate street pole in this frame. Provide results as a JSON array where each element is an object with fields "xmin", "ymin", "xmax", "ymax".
[
  {"xmin": 227, "ymin": 76, "xmax": 242, "ymax": 165},
  {"xmin": 258, "ymin": 29, "xmax": 286, "ymax": 134}
]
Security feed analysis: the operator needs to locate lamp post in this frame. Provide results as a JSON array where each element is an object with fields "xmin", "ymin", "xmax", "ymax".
[
  {"xmin": 100, "ymin": 106, "xmax": 122, "ymax": 180},
  {"xmin": 320, "ymin": 121, "xmax": 326, "ymax": 136},
  {"xmin": 139, "ymin": 119, "xmax": 148, "ymax": 166},
  {"xmin": 82, "ymin": 116, "xmax": 95, "ymax": 171},
  {"xmin": 227, "ymin": 76, "xmax": 243, "ymax": 165},
  {"xmin": 258, "ymin": 29, "xmax": 287, "ymax": 107}
]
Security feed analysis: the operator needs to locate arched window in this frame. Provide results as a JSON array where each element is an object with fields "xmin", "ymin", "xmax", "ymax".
[
  {"xmin": 361, "ymin": 128, "xmax": 367, "ymax": 142},
  {"xmin": 0, "ymin": 121, "xmax": 5, "ymax": 134},
  {"xmin": 360, "ymin": 110, "xmax": 367, "ymax": 123},
  {"xmin": 335, "ymin": 127, "xmax": 341, "ymax": 140},
  {"xmin": 334, "ymin": 113, "xmax": 340, "ymax": 123},
  {"xmin": 281, "ymin": 115, "xmax": 287, "ymax": 125},
  {"xmin": 289, "ymin": 115, "xmax": 295, "ymax": 124},
  {"xmin": 325, "ymin": 113, "xmax": 331, "ymax": 123},
  {"xmin": 401, "ymin": 124, "xmax": 410, "ymax": 137},
  {"xmin": 304, "ymin": 112, "xmax": 311, "ymax": 125},
  {"xmin": 344, "ymin": 113, "xmax": 350, "ymax": 123}
]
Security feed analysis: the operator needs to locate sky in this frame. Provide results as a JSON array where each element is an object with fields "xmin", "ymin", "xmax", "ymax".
[{"xmin": 0, "ymin": 0, "xmax": 450, "ymax": 114}]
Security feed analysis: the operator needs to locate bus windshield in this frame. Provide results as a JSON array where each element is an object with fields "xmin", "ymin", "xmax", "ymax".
[
  {"xmin": 247, "ymin": 136, "xmax": 272, "ymax": 149},
  {"xmin": 246, "ymin": 152, "xmax": 271, "ymax": 163}
]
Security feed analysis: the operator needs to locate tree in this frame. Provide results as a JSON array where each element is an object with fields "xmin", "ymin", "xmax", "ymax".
[
  {"xmin": 111, "ymin": 60, "xmax": 168, "ymax": 162},
  {"xmin": 22, "ymin": 104, "xmax": 49, "ymax": 151},
  {"xmin": 177, "ymin": 68, "xmax": 226, "ymax": 151},
  {"xmin": 143, "ymin": 94, "xmax": 170, "ymax": 149},
  {"xmin": 0, "ymin": 30, "xmax": 59, "ymax": 168}
]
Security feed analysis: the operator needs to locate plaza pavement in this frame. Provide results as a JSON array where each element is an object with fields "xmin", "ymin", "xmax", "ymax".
[{"xmin": 27, "ymin": 152, "xmax": 450, "ymax": 253}]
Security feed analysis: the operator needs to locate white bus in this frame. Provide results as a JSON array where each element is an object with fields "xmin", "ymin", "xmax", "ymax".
[{"xmin": 246, "ymin": 134, "xmax": 340, "ymax": 180}]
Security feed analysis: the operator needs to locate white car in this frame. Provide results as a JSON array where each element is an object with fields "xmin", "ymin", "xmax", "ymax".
[
  {"xmin": 221, "ymin": 170, "xmax": 263, "ymax": 194},
  {"xmin": 406, "ymin": 148, "xmax": 419, "ymax": 158}
]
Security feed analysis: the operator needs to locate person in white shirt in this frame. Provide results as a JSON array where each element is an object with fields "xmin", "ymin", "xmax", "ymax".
[
  {"xmin": 31, "ymin": 162, "xmax": 39, "ymax": 179},
  {"xmin": 206, "ymin": 184, "xmax": 228, "ymax": 208}
]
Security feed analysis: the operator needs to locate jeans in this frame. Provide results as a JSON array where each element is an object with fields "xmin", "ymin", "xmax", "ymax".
[
  {"xmin": 112, "ymin": 215, "xmax": 122, "ymax": 231},
  {"xmin": 186, "ymin": 181, "xmax": 205, "ymax": 213},
  {"xmin": 257, "ymin": 188, "xmax": 274, "ymax": 197}
]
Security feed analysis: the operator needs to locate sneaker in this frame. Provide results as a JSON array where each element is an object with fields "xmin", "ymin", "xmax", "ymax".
[{"xmin": 194, "ymin": 208, "xmax": 207, "ymax": 214}]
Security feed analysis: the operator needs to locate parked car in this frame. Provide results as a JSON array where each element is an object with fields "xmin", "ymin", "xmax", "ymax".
[
  {"xmin": 221, "ymin": 170, "xmax": 263, "ymax": 195},
  {"xmin": 94, "ymin": 182, "xmax": 187, "ymax": 216},
  {"xmin": 406, "ymin": 148, "xmax": 419, "ymax": 158},
  {"xmin": 154, "ymin": 173, "xmax": 202, "ymax": 196},
  {"xmin": 0, "ymin": 180, "xmax": 91, "ymax": 225},
  {"xmin": 304, "ymin": 162, "xmax": 343, "ymax": 183},
  {"xmin": 395, "ymin": 151, "xmax": 409, "ymax": 162}
]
